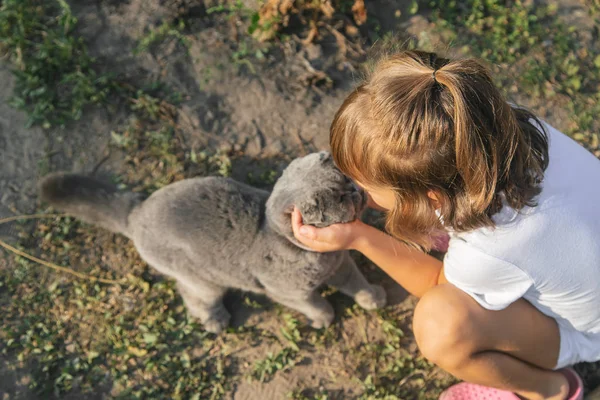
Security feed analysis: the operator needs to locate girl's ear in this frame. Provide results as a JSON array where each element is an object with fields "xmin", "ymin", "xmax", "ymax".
[{"xmin": 427, "ymin": 191, "xmax": 442, "ymax": 209}]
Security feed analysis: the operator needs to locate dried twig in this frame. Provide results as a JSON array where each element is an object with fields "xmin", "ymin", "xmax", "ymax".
[{"xmin": 0, "ymin": 214, "xmax": 124, "ymax": 285}]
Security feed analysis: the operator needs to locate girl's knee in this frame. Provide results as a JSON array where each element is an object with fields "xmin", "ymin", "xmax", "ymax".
[{"xmin": 413, "ymin": 285, "xmax": 475, "ymax": 367}]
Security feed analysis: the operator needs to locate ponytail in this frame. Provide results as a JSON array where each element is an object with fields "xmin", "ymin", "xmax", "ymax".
[
  {"xmin": 434, "ymin": 62, "xmax": 500, "ymax": 213},
  {"xmin": 434, "ymin": 58, "xmax": 547, "ymax": 224}
]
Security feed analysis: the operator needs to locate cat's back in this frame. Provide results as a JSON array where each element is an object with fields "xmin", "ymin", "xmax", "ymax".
[{"xmin": 130, "ymin": 176, "xmax": 268, "ymax": 247}]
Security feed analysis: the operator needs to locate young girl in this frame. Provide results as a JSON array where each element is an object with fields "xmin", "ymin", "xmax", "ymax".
[{"xmin": 291, "ymin": 50, "xmax": 600, "ymax": 400}]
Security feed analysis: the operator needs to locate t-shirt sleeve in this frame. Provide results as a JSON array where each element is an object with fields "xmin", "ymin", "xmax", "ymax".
[{"xmin": 444, "ymin": 239, "xmax": 534, "ymax": 311}]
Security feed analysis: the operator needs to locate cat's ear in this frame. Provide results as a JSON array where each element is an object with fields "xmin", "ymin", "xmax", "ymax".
[{"xmin": 318, "ymin": 151, "xmax": 332, "ymax": 164}]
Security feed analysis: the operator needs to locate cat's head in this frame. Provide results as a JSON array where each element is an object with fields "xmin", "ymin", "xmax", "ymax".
[{"xmin": 265, "ymin": 151, "xmax": 367, "ymax": 247}]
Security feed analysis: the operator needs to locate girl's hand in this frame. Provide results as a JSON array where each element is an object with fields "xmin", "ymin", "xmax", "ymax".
[{"xmin": 291, "ymin": 208, "xmax": 364, "ymax": 252}]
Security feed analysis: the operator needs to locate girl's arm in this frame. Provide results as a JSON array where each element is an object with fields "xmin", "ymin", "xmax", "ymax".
[
  {"xmin": 352, "ymin": 222, "xmax": 447, "ymax": 297},
  {"xmin": 292, "ymin": 209, "xmax": 446, "ymax": 298}
]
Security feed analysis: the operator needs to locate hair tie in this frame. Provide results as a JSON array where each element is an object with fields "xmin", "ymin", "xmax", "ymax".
[{"xmin": 429, "ymin": 53, "xmax": 438, "ymax": 83}]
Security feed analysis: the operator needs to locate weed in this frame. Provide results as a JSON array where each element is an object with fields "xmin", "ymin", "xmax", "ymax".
[
  {"xmin": 288, "ymin": 388, "xmax": 331, "ymax": 400},
  {"xmin": 127, "ymin": 87, "xmax": 179, "ymax": 121},
  {"xmin": 429, "ymin": 0, "xmax": 553, "ymax": 63},
  {"xmin": 206, "ymin": 0, "xmax": 274, "ymax": 39},
  {"xmin": 359, "ymin": 374, "xmax": 402, "ymax": 400},
  {"xmin": 135, "ymin": 19, "xmax": 190, "ymax": 55},
  {"xmin": 429, "ymin": 0, "xmax": 600, "ymax": 151},
  {"xmin": 207, "ymin": 0, "xmax": 252, "ymax": 18},
  {"xmin": 2, "ymin": 216, "xmax": 231, "ymax": 399},
  {"xmin": 247, "ymin": 169, "xmax": 279, "ymax": 186},
  {"xmin": 231, "ymin": 40, "xmax": 258, "ymax": 74},
  {"xmin": 280, "ymin": 313, "xmax": 302, "ymax": 351},
  {"xmin": 251, "ymin": 347, "xmax": 299, "ymax": 382},
  {"xmin": 207, "ymin": 0, "xmax": 275, "ymax": 72},
  {"xmin": 0, "ymin": 0, "xmax": 111, "ymax": 128},
  {"xmin": 243, "ymin": 296, "xmax": 264, "ymax": 309}
]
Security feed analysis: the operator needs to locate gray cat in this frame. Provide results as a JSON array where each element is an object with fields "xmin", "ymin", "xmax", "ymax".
[{"xmin": 39, "ymin": 152, "xmax": 387, "ymax": 333}]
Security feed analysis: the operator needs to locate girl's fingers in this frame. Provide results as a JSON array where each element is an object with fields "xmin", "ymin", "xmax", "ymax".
[
  {"xmin": 292, "ymin": 208, "xmax": 315, "ymax": 241},
  {"xmin": 299, "ymin": 224, "xmax": 318, "ymax": 240},
  {"xmin": 291, "ymin": 207, "xmax": 303, "ymax": 232},
  {"xmin": 292, "ymin": 208, "xmax": 323, "ymax": 246}
]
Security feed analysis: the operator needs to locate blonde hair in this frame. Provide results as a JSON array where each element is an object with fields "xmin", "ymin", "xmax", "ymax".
[{"xmin": 330, "ymin": 50, "xmax": 548, "ymax": 249}]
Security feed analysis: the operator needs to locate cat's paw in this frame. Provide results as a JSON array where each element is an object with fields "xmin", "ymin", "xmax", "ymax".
[
  {"xmin": 308, "ymin": 310, "xmax": 335, "ymax": 329},
  {"xmin": 201, "ymin": 308, "xmax": 231, "ymax": 334},
  {"xmin": 355, "ymin": 284, "xmax": 387, "ymax": 310}
]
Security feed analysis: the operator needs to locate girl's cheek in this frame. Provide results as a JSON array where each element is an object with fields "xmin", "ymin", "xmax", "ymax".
[{"xmin": 368, "ymin": 193, "xmax": 394, "ymax": 211}]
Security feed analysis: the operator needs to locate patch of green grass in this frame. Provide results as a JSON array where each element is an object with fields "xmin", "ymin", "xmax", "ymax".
[
  {"xmin": 109, "ymin": 82, "xmax": 234, "ymax": 191},
  {"xmin": 280, "ymin": 313, "xmax": 302, "ymax": 351},
  {"xmin": 2, "ymin": 276, "xmax": 230, "ymax": 398},
  {"xmin": 188, "ymin": 148, "xmax": 233, "ymax": 177},
  {"xmin": 134, "ymin": 19, "xmax": 190, "ymax": 55},
  {"xmin": 209, "ymin": 150, "xmax": 233, "ymax": 177},
  {"xmin": 207, "ymin": 0, "xmax": 262, "ymax": 35},
  {"xmin": 429, "ymin": 0, "xmax": 555, "ymax": 63},
  {"xmin": 588, "ymin": 0, "xmax": 600, "ymax": 16},
  {"xmin": 251, "ymin": 347, "xmax": 299, "ymax": 383},
  {"xmin": 245, "ymin": 313, "xmax": 305, "ymax": 383},
  {"xmin": 2, "ymin": 215, "xmax": 231, "ymax": 399},
  {"xmin": 429, "ymin": 0, "xmax": 600, "ymax": 150},
  {"xmin": 207, "ymin": 0, "xmax": 273, "ymax": 73},
  {"xmin": 0, "ymin": 0, "xmax": 111, "ymax": 128},
  {"xmin": 243, "ymin": 296, "xmax": 264, "ymax": 309},
  {"xmin": 288, "ymin": 388, "xmax": 331, "ymax": 400},
  {"xmin": 247, "ymin": 169, "xmax": 279, "ymax": 186},
  {"xmin": 339, "ymin": 307, "xmax": 453, "ymax": 399}
]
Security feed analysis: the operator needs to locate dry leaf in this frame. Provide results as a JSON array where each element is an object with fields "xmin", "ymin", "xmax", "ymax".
[
  {"xmin": 258, "ymin": 0, "xmax": 280, "ymax": 21},
  {"xmin": 352, "ymin": 0, "xmax": 367, "ymax": 25},
  {"xmin": 345, "ymin": 23, "xmax": 359, "ymax": 37},
  {"xmin": 303, "ymin": 21, "xmax": 319, "ymax": 45},
  {"xmin": 255, "ymin": 0, "xmax": 282, "ymax": 42},
  {"xmin": 278, "ymin": 0, "xmax": 294, "ymax": 15},
  {"xmin": 320, "ymin": 0, "xmax": 335, "ymax": 18}
]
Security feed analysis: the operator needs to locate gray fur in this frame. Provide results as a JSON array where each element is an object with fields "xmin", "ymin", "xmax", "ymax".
[
  {"xmin": 39, "ymin": 152, "xmax": 386, "ymax": 333},
  {"xmin": 39, "ymin": 173, "xmax": 145, "ymax": 235}
]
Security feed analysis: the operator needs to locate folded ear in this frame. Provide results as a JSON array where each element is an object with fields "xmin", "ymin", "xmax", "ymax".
[{"xmin": 318, "ymin": 151, "xmax": 333, "ymax": 164}]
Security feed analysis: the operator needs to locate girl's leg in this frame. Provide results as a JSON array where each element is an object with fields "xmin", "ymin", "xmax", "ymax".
[{"xmin": 413, "ymin": 284, "xmax": 569, "ymax": 400}]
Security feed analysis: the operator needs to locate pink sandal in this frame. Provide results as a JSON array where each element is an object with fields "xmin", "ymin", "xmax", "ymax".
[{"xmin": 439, "ymin": 368, "xmax": 584, "ymax": 400}]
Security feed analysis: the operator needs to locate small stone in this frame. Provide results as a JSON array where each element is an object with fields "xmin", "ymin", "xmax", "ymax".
[
  {"xmin": 266, "ymin": 139, "xmax": 285, "ymax": 156},
  {"xmin": 304, "ymin": 43, "xmax": 323, "ymax": 61},
  {"xmin": 219, "ymin": 142, "xmax": 233, "ymax": 153},
  {"xmin": 345, "ymin": 24, "xmax": 359, "ymax": 37}
]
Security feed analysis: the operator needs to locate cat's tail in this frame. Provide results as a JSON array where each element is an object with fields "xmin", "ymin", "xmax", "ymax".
[{"xmin": 39, "ymin": 173, "xmax": 145, "ymax": 238}]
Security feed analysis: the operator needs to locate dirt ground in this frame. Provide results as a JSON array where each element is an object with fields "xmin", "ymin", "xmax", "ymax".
[{"xmin": 1, "ymin": 0, "xmax": 599, "ymax": 399}]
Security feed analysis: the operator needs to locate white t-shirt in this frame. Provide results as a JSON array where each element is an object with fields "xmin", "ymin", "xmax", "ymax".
[{"xmin": 444, "ymin": 121, "xmax": 600, "ymax": 368}]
